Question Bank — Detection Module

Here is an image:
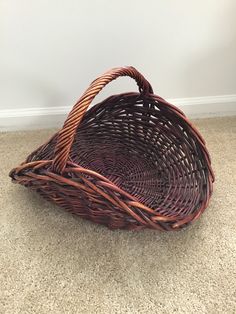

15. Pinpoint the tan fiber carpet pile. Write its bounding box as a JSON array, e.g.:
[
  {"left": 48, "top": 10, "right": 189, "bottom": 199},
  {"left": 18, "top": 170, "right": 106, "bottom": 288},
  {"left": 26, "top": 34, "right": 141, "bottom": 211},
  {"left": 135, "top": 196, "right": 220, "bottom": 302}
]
[{"left": 0, "top": 117, "right": 236, "bottom": 314}]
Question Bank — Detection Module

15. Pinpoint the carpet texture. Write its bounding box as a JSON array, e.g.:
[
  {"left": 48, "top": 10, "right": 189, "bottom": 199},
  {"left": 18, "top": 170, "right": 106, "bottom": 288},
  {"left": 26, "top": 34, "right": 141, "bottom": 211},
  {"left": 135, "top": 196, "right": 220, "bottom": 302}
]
[{"left": 0, "top": 116, "right": 236, "bottom": 314}]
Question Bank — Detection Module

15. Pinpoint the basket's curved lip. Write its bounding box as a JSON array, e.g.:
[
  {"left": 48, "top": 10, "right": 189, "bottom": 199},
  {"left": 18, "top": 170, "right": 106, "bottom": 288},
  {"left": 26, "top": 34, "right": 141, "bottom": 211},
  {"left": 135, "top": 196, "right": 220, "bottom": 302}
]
[
  {"left": 10, "top": 159, "right": 174, "bottom": 221},
  {"left": 66, "top": 161, "right": 213, "bottom": 225},
  {"left": 9, "top": 157, "right": 213, "bottom": 228}
]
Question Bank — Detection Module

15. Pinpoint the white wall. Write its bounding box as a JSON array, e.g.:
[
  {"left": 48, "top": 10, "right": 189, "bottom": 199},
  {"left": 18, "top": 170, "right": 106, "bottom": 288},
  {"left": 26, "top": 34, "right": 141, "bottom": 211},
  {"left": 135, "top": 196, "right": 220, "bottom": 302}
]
[{"left": 1, "top": 0, "right": 236, "bottom": 129}]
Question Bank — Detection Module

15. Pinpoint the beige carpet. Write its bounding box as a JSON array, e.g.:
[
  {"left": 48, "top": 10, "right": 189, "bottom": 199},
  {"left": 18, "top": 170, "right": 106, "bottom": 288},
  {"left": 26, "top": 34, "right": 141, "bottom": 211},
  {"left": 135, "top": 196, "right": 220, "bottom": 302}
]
[{"left": 0, "top": 116, "right": 236, "bottom": 314}]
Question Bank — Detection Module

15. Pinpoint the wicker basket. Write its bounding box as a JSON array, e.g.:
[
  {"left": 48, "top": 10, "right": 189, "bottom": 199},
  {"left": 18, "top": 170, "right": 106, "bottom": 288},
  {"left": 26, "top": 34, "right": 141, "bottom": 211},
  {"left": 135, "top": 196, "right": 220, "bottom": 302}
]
[{"left": 9, "top": 66, "right": 214, "bottom": 231}]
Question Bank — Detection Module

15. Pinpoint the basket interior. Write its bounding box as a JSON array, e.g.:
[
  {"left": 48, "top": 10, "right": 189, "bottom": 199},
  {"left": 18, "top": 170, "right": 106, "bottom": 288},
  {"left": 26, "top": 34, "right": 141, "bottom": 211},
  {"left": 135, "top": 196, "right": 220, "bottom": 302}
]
[{"left": 29, "top": 93, "right": 210, "bottom": 218}]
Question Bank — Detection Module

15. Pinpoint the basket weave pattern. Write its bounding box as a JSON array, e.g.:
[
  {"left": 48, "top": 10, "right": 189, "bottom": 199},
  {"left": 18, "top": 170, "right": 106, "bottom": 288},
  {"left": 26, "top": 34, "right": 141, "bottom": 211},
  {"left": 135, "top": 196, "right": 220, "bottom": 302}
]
[{"left": 10, "top": 67, "right": 214, "bottom": 231}]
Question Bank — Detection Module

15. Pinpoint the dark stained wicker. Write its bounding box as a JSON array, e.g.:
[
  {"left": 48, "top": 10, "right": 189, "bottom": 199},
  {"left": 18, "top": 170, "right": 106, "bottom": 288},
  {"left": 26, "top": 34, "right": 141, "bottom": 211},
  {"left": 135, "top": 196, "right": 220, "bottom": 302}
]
[{"left": 9, "top": 66, "right": 214, "bottom": 231}]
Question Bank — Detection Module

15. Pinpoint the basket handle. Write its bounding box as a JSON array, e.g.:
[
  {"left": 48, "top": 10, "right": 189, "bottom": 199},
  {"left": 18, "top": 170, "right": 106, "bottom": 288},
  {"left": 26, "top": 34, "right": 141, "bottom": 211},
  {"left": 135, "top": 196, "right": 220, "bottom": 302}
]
[{"left": 52, "top": 66, "right": 153, "bottom": 174}]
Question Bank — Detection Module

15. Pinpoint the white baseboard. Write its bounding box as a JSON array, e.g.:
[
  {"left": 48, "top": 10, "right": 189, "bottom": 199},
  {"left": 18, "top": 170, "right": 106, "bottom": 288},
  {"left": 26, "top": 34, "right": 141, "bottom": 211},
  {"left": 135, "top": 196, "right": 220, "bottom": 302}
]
[
  {"left": 1, "top": 94, "right": 236, "bottom": 131},
  {"left": 168, "top": 94, "right": 236, "bottom": 119}
]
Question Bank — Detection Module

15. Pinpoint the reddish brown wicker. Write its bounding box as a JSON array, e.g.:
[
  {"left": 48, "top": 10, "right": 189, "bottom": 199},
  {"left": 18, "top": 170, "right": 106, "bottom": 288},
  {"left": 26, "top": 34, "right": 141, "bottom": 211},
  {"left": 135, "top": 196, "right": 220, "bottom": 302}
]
[{"left": 9, "top": 66, "right": 214, "bottom": 231}]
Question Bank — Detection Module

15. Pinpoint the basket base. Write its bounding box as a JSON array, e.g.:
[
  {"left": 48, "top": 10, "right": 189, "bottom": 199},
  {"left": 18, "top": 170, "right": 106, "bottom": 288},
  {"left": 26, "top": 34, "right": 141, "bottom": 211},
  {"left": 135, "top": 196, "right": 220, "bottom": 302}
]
[{"left": 71, "top": 142, "right": 169, "bottom": 210}]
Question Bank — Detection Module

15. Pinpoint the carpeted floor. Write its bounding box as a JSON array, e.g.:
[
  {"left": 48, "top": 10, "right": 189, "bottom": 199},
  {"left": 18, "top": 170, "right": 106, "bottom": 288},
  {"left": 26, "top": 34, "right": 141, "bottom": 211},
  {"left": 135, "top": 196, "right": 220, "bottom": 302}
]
[{"left": 0, "top": 116, "right": 236, "bottom": 314}]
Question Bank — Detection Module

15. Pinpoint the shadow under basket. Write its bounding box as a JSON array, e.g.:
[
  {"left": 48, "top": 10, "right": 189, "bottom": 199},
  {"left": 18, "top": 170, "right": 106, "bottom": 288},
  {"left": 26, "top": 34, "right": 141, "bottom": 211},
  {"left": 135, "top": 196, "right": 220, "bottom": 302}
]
[{"left": 9, "top": 66, "right": 214, "bottom": 231}]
